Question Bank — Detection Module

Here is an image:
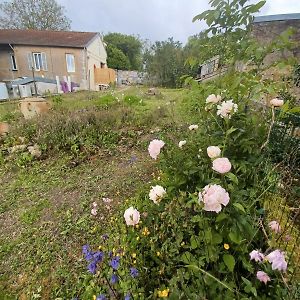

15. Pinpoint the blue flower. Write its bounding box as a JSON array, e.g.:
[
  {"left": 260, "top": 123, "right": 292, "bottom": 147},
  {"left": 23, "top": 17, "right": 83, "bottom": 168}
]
[
  {"left": 111, "top": 273, "right": 118, "bottom": 284},
  {"left": 87, "top": 261, "right": 97, "bottom": 274},
  {"left": 96, "top": 295, "right": 107, "bottom": 300},
  {"left": 130, "top": 267, "right": 139, "bottom": 278},
  {"left": 93, "top": 251, "right": 104, "bottom": 263},
  {"left": 124, "top": 293, "right": 131, "bottom": 300},
  {"left": 110, "top": 256, "right": 120, "bottom": 270},
  {"left": 82, "top": 244, "right": 94, "bottom": 261}
]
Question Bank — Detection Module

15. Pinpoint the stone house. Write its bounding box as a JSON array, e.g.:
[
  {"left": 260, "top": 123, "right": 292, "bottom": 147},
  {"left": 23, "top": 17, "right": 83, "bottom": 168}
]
[{"left": 0, "top": 29, "right": 107, "bottom": 91}]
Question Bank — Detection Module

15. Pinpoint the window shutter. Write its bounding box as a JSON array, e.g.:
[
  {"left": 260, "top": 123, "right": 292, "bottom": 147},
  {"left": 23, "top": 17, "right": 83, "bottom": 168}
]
[
  {"left": 27, "top": 53, "right": 33, "bottom": 70},
  {"left": 41, "top": 53, "right": 48, "bottom": 71}
]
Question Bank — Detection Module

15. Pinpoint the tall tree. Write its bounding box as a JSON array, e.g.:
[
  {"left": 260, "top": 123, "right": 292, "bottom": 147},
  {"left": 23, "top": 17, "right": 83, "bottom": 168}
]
[
  {"left": 0, "top": 0, "right": 71, "bottom": 30},
  {"left": 106, "top": 44, "right": 131, "bottom": 70},
  {"left": 104, "top": 33, "right": 142, "bottom": 70}
]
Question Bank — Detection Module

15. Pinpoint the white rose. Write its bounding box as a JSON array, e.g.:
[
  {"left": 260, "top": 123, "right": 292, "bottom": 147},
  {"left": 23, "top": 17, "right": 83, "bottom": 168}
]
[
  {"left": 149, "top": 185, "right": 166, "bottom": 204},
  {"left": 270, "top": 98, "right": 284, "bottom": 107},
  {"left": 206, "top": 94, "right": 221, "bottom": 104},
  {"left": 207, "top": 146, "right": 221, "bottom": 158},
  {"left": 124, "top": 207, "right": 140, "bottom": 226}
]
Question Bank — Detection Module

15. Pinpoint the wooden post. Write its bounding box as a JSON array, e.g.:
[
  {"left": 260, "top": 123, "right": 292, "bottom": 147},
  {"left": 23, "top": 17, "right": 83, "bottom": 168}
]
[{"left": 31, "top": 67, "right": 38, "bottom": 96}]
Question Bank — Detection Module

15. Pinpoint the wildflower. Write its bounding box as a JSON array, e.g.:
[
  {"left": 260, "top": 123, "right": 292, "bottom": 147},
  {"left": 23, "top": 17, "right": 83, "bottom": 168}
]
[
  {"left": 148, "top": 139, "right": 165, "bottom": 160},
  {"left": 149, "top": 185, "right": 166, "bottom": 204},
  {"left": 93, "top": 251, "right": 104, "bottom": 263},
  {"left": 110, "top": 256, "right": 120, "bottom": 270},
  {"left": 142, "top": 227, "right": 150, "bottom": 236},
  {"left": 270, "top": 98, "right": 284, "bottom": 107},
  {"left": 132, "top": 253, "right": 137, "bottom": 258},
  {"left": 249, "top": 250, "right": 265, "bottom": 262},
  {"left": 88, "top": 261, "right": 97, "bottom": 274},
  {"left": 256, "top": 271, "right": 271, "bottom": 284},
  {"left": 124, "top": 207, "right": 140, "bottom": 226},
  {"left": 111, "top": 273, "right": 118, "bottom": 284},
  {"left": 133, "top": 259, "right": 137, "bottom": 264},
  {"left": 103, "top": 197, "right": 112, "bottom": 203},
  {"left": 266, "top": 250, "right": 287, "bottom": 271},
  {"left": 212, "top": 157, "right": 232, "bottom": 174},
  {"left": 158, "top": 288, "right": 170, "bottom": 298},
  {"left": 178, "top": 140, "right": 187, "bottom": 148},
  {"left": 188, "top": 124, "right": 198, "bottom": 130},
  {"left": 91, "top": 208, "right": 98, "bottom": 216},
  {"left": 156, "top": 251, "right": 161, "bottom": 256},
  {"left": 180, "top": 242, "right": 185, "bottom": 246},
  {"left": 136, "top": 236, "right": 140, "bottom": 241},
  {"left": 207, "top": 146, "right": 221, "bottom": 159},
  {"left": 217, "top": 100, "right": 238, "bottom": 119},
  {"left": 124, "top": 293, "right": 131, "bottom": 300},
  {"left": 269, "top": 221, "right": 281, "bottom": 233},
  {"left": 92, "top": 202, "right": 98, "bottom": 207},
  {"left": 199, "top": 184, "right": 230, "bottom": 213},
  {"left": 82, "top": 245, "right": 94, "bottom": 261},
  {"left": 102, "top": 234, "right": 109, "bottom": 241},
  {"left": 130, "top": 267, "right": 139, "bottom": 278},
  {"left": 206, "top": 94, "right": 221, "bottom": 104},
  {"left": 224, "top": 244, "right": 230, "bottom": 250},
  {"left": 96, "top": 295, "right": 107, "bottom": 300}
]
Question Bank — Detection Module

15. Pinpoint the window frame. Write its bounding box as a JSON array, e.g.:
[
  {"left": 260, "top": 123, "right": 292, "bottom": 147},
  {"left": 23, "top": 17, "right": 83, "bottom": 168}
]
[
  {"left": 10, "top": 54, "right": 18, "bottom": 71},
  {"left": 66, "top": 53, "right": 76, "bottom": 73},
  {"left": 33, "top": 52, "right": 42, "bottom": 71}
]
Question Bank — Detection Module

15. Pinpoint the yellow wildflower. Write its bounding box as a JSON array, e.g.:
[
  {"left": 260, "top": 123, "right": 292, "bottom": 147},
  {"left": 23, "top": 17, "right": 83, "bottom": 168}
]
[
  {"left": 135, "top": 224, "right": 140, "bottom": 229},
  {"left": 136, "top": 236, "right": 140, "bottom": 241},
  {"left": 98, "top": 245, "right": 102, "bottom": 250},
  {"left": 142, "top": 227, "right": 150, "bottom": 236},
  {"left": 180, "top": 241, "right": 185, "bottom": 246},
  {"left": 224, "top": 243, "right": 230, "bottom": 250},
  {"left": 93, "top": 296, "right": 96, "bottom": 300},
  {"left": 156, "top": 251, "right": 161, "bottom": 257},
  {"left": 158, "top": 288, "right": 169, "bottom": 298},
  {"left": 132, "top": 253, "right": 137, "bottom": 258},
  {"left": 133, "top": 259, "right": 137, "bottom": 264}
]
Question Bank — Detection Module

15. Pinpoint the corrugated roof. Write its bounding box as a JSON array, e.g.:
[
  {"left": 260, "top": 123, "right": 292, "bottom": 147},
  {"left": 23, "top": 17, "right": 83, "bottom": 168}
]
[
  {"left": 0, "top": 29, "right": 99, "bottom": 48},
  {"left": 254, "top": 13, "right": 300, "bottom": 23}
]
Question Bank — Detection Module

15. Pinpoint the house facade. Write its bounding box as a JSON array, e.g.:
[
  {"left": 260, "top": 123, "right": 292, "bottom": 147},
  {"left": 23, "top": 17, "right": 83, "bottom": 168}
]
[{"left": 0, "top": 29, "right": 107, "bottom": 91}]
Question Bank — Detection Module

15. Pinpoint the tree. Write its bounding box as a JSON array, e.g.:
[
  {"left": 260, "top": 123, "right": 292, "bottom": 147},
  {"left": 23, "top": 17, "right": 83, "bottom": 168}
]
[
  {"left": 0, "top": 0, "right": 71, "bottom": 31},
  {"left": 106, "top": 44, "right": 131, "bottom": 70},
  {"left": 144, "top": 38, "right": 187, "bottom": 87},
  {"left": 104, "top": 33, "right": 142, "bottom": 70}
]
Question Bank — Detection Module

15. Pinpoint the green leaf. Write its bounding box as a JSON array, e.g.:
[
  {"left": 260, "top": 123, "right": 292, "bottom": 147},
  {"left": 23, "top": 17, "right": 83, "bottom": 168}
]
[
  {"left": 226, "top": 172, "right": 238, "bottom": 185},
  {"left": 233, "top": 203, "right": 246, "bottom": 213},
  {"left": 216, "top": 213, "right": 228, "bottom": 222},
  {"left": 223, "top": 254, "right": 235, "bottom": 272},
  {"left": 229, "top": 231, "right": 242, "bottom": 244}
]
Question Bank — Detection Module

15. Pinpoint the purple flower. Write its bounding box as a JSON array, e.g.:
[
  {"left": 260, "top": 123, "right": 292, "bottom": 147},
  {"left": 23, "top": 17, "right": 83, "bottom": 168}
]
[
  {"left": 87, "top": 261, "right": 97, "bottom": 274},
  {"left": 108, "top": 251, "right": 113, "bottom": 258},
  {"left": 130, "top": 267, "right": 139, "bottom": 278},
  {"left": 124, "top": 293, "right": 131, "bottom": 300},
  {"left": 102, "top": 234, "right": 109, "bottom": 241},
  {"left": 82, "top": 245, "right": 94, "bottom": 261},
  {"left": 96, "top": 295, "right": 107, "bottom": 300},
  {"left": 93, "top": 251, "right": 104, "bottom": 263},
  {"left": 249, "top": 250, "right": 265, "bottom": 263},
  {"left": 111, "top": 273, "right": 118, "bottom": 284},
  {"left": 110, "top": 256, "right": 120, "bottom": 270}
]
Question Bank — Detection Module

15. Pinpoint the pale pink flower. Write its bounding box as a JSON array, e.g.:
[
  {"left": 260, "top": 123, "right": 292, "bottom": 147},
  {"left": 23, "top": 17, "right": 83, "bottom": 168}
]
[
  {"left": 212, "top": 157, "right": 232, "bottom": 174},
  {"left": 91, "top": 208, "right": 98, "bottom": 216},
  {"left": 206, "top": 94, "right": 221, "bottom": 104},
  {"left": 207, "top": 146, "right": 221, "bottom": 159},
  {"left": 103, "top": 197, "right": 113, "bottom": 203},
  {"left": 149, "top": 185, "right": 166, "bottom": 204},
  {"left": 178, "top": 140, "right": 187, "bottom": 148},
  {"left": 266, "top": 250, "right": 287, "bottom": 272},
  {"left": 124, "top": 207, "right": 140, "bottom": 226},
  {"left": 198, "top": 184, "right": 230, "bottom": 213},
  {"left": 188, "top": 124, "right": 198, "bottom": 130},
  {"left": 250, "top": 250, "right": 265, "bottom": 262},
  {"left": 257, "top": 271, "right": 271, "bottom": 284},
  {"left": 268, "top": 220, "right": 281, "bottom": 233},
  {"left": 92, "top": 202, "right": 98, "bottom": 207},
  {"left": 148, "top": 139, "right": 165, "bottom": 160},
  {"left": 217, "top": 100, "right": 238, "bottom": 119},
  {"left": 270, "top": 98, "right": 284, "bottom": 107}
]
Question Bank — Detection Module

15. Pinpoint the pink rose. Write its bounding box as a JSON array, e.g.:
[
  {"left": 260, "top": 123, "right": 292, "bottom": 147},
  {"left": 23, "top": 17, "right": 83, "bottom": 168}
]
[
  {"left": 266, "top": 250, "right": 287, "bottom": 272},
  {"left": 207, "top": 146, "right": 221, "bottom": 158},
  {"left": 212, "top": 157, "right": 232, "bottom": 174},
  {"left": 148, "top": 139, "right": 165, "bottom": 160},
  {"left": 270, "top": 98, "right": 284, "bottom": 107},
  {"left": 268, "top": 220, "right": 281, "bottom": 233},
  {"left": 198, "top": 184, "right": 230, "bottom": 213},
  {"left": 249, "top": 250, "right": 265, "bottom": 262},
  {"left": 257, "top": 271, "right": 271, "bottom": 284}
]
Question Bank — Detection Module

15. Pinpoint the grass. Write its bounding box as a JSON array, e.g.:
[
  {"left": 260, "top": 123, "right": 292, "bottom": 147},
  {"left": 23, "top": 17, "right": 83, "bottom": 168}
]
[{"left": 0, "top": 86, "right": 185, "bottom": 299}]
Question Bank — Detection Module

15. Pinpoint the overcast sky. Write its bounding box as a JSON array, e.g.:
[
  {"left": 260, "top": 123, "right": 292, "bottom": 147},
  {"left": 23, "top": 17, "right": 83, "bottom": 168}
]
[{"left": 58, "top": 0, "right": 300, "bottom": 43}]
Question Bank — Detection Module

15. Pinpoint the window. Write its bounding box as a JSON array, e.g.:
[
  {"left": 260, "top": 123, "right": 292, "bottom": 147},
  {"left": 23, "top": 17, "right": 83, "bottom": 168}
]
[
  {"left": 10, "top": 54, "right": 17, "bottom": 70},
  {"left": 31, "top": 52, "right": 47, "bottom": 71},
  {"left": 66, "top": 54, "right": 75, "bottom": 72}
]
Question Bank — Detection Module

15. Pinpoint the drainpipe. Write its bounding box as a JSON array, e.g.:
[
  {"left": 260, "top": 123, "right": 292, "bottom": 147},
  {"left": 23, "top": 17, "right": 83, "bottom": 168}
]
[{"left": 84, "top": 46, "right": 89, "bottom": 90}]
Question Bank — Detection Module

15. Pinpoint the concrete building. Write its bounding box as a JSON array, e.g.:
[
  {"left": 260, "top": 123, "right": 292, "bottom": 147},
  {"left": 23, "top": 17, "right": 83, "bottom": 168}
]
[{"left": 0, "top": 29, "right": 107, "bottom": 91}]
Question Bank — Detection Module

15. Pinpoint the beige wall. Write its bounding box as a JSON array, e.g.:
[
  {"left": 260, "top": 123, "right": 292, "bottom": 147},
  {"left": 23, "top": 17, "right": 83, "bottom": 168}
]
[{"left": 86, "top": 35, "right": 108, "bottom": 90}]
